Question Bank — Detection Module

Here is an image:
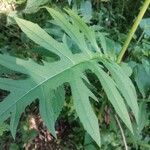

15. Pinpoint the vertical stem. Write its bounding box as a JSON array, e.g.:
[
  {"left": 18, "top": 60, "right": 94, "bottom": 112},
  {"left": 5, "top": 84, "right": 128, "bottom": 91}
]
[
  {"left": 136, "top": 30, "right": 145, "bottom": 45},
  {"left": 117, "top": 0, "right": 150, "bottom": 63},
  {"left": 115, "top": 115, "right": 128, "bottom": 150},
  {"left": 115, "top": 1, "right": 150, "bottom": 149}
]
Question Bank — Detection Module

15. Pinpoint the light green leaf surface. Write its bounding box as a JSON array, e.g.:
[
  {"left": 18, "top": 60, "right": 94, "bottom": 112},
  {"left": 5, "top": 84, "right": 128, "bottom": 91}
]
[
  {"left": 88, "top": 61, "right": 133, "bottom": 133},
  {"left": 65, "top": 9, "right": 100, "bottom": 53},
  {"left": 140, "top": 18, "right": 150, "bottom": 37},
  {"left": 0, "top": 8, "right": 138, "bottom": 147},
  {"left": 102, "top": 60, "right": 139, "bottom": 123}
]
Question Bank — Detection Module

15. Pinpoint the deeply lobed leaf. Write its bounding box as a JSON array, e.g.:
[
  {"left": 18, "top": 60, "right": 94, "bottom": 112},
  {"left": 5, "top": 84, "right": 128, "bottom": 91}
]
[{"left": 0, "top": 7, "right": 139, "bottom": 147}]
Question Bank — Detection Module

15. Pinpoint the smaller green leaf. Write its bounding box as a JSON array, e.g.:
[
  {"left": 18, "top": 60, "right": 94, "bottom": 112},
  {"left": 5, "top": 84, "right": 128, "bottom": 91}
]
[
  {"left": 15, "top": 17, "right": 73, "bottom": 61},
  {"left": 89, "top": 61, "right": 133, "bottom": 133},
  {"left": 45, "top": 7, "right": 91, "bottom": 56},
  {"left": 120, "top": 62, "right": 132, "bottom": 77},
  {"left": 133, "top": 60, "right": 150, "bottom": 98},
  {"left": 65, "top": 9, "right": 101, "bottom": 53},
  {"left": 102, "top": 60, "right": 139, "bottom": 123},
  {"left": 80, "top": 0, "right": 92, "bottom": 23},
  {"left": 140, "top": 18, "right": 150, "bottom": 37}
]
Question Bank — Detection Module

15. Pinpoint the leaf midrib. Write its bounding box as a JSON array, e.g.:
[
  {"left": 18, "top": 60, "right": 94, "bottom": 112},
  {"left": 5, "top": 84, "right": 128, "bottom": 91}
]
[{"left": 0, "top": 55, "right": 102, "bottom": 117}]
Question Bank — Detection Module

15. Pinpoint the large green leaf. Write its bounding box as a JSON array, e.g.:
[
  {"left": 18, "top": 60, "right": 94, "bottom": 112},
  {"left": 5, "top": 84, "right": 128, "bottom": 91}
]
[{"left": 0, "top": 8, "right": 138, "bottom": 147}]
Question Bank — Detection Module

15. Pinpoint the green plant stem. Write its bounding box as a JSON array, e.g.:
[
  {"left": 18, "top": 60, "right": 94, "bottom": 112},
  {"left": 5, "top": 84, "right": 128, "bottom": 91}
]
[
  {"left": 115, "top": 1, "right": 150, "bottom": 149},
  {"left": 115, "top": 115, "right": 128, "bottom": 150},
  {"left": 117, "top": 0, "right": 150, "bottom": 63},
  {"left": 136, "top": 30, "right": 145, "bottom": 45}
]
